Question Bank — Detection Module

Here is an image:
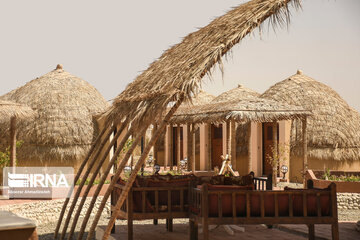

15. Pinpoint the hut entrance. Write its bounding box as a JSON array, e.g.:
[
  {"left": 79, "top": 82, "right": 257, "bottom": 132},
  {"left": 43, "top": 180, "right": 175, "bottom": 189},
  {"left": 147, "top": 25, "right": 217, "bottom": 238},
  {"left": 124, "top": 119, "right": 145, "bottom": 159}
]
[
  {"left": 262, "top": 122, "right": 279, "bottom": 176},
  {"left": 172, "top": 126, "right": 183, "bottom": 166},
  {"left": 211, "top": 124, "right": 223, "bottom": 169}
]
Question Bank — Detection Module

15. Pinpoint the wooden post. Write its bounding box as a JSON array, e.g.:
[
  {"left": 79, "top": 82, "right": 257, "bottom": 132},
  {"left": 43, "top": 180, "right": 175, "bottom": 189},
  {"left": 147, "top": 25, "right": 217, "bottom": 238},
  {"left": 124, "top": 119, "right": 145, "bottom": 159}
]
[
  {"left": 226, "top": 120, "right": 230, "bottom": 155},
  {"left": 248, "top": 123, "right": 252, "bottom": 174},
  {"left": 192, "top": 123, "right": 196, "bottom": 172},
  {"left": 79, "top": 123, "right": 147, "bottom": 240},
  {"left": 9, "top": 116, "right": 16, "bottom": 169},
  {"left": 54, "top": 122, "right": 110, "bottom": 239},
  {"left": 272, "top": 121, "right": 278, "bottom": 187},
  {"left": 230, "top": 120, "right": 236, "bottom": 170},
  {"left": 95, "top": 95, "right": 185, "bottom": 240},
  {"left": 62, "top": 121, "right": 129, "bottom": 240},
  {"left": 207, "top": 124, "right": 211, "bottom": 170},
  {"left": 202, "top": 184, "right": 209, "bottom": 240},
  {"left": 169, "top": 124, "right": 173, "bottom": 170},
  {"left": 177, "top": 124, "right": 181, "bottom": 170},
  {"left": 153, "top": 124, "right": 158, "bottom": 164},
  {"left": 186, "top": 123, "right": 192, "bottom": 171},
  {"left": 302, "top": 117, "right": 308, "bottom": 184}
]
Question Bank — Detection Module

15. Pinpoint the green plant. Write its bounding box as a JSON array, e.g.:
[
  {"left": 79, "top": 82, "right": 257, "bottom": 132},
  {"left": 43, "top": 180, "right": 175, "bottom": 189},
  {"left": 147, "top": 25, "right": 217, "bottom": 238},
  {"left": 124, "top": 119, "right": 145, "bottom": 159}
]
[
  {"left": 75, "top": 178, "right": 111, "bottom": 186},
  {"left": 0, "top": 141, "right": 23, "bottom": 168}
]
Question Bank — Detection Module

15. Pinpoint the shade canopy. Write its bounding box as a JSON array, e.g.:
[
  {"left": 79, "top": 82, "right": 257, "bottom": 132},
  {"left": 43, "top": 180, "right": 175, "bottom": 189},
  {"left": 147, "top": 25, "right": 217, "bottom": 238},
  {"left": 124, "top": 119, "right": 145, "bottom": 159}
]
[
  {"left": 170, "top": 97, "right": 311, "bottom": 124},
  {"left": 261, "top": 70, "right": 360, "bottom": 161}
]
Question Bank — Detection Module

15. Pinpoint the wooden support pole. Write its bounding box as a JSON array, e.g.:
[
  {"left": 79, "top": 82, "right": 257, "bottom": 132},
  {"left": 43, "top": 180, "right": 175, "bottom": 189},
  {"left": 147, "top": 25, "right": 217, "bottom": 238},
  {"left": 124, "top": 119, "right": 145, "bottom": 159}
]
[
  {"left": 226, "top": 120, "right": 231, "bottom": 155},
  {"left": 207, "top": 124, "right": 211, "bottom": 170},
  {"left": 169, "top": 124, "right": 173, "bottom": 170},
  {"left": 272, "top": 121, "right": 278, "bottom": 187},
  {"left": 9, "top": 116, "right": 16, "bottom": 170},
  {"left": 54, "top": 124, "right": 111, "bottom": 239},
  {"left": 247, "top": 123, "right": 252, "bottom": 174},
  {"left": 192, "top": 123, "right": 196, "bottom": 172},
  {"left": 186, "top": 123, "right": 191, "bottom": 171},
  {"left": 66, "top": 121, "right": 130, "bottom": 240},
  {"left": 78, "top": 122, "right": 147, "bottom": 240},
  {"left": 302, "top": 117, "right": 308, "bottom": 184},
  {"left": 177, "top": 124, "right": 181, "bottom": 170},
  {"left": 153, "top": 124, "right": 158, "bottom": 164},
  {"left": 99, "top": 95, "right": 184, "bottom": 240},
  {"left": 230, "top": 120, "right": 236, "bottom": 170},
  {"left": 60, "top": 121, "right": 125, "bottom": 240}
]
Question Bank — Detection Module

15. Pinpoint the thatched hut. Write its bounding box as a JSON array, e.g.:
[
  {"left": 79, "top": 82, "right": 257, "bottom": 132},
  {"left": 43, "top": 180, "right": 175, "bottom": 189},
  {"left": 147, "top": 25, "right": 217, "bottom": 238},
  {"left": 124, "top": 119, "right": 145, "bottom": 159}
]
[
  {"left": 261, "top": 70, "right": 360, "bottom": 181},
  {"left": 169, "top": 84, "right": 311, "bottom": 176},
  {"left": 0, "top": 64, "right": 110, "bottom": 172}
]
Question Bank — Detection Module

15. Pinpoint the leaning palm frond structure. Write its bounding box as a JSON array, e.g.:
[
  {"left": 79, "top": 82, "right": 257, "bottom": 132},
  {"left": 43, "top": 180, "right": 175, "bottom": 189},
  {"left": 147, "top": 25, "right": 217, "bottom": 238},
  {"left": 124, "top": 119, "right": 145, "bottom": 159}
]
[
  {"left": 261, "top": 70, "right": 360, "bottom": 180},
  {"left": 55, "top": 1, "right": 303, "bottom": 239},
  {"left": 0, "top": 64, "right": 110, "bottom": 171}
]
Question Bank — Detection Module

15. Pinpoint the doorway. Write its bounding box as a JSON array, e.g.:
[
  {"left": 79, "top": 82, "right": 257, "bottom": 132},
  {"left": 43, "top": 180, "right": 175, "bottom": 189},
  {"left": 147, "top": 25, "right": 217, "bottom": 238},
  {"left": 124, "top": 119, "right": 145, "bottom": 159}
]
[
  {"left": 211, "top": 124, "right": 223, "bottom": 169},
  {"left": 262, "top": 122, "right": 279, "bottom": 176}
]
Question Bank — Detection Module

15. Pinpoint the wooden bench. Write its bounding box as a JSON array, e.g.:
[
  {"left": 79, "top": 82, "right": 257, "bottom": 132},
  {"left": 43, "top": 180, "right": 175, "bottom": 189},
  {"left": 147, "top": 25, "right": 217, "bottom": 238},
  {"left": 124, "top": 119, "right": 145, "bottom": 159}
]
[
  {"left": 188, "top": 182, "right": 339, "bottom": 240},
  {"left": 111, "top": 174, "right": 257, "bottom": 240}
]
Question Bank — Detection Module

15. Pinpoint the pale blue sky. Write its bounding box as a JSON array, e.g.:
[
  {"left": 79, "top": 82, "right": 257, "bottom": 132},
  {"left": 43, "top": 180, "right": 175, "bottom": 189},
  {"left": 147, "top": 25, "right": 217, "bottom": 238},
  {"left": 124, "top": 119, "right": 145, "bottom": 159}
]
[{"left": 0, "top": 0, "right": 359, "bottom": 111}]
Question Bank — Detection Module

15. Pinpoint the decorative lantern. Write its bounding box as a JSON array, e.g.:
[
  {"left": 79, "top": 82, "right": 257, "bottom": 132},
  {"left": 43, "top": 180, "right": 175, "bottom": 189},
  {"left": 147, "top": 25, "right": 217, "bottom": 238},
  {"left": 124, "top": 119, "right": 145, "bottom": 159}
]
[{"left": 281, "top": 165, "right": 288, "bottom": 179}]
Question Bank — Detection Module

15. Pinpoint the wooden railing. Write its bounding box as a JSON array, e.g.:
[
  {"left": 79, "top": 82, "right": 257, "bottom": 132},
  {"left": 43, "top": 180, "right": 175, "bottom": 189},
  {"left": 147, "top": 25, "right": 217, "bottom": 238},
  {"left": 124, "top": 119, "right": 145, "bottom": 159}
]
[{"left": 189, "top": 182, "right": 339, "bottom": 240}]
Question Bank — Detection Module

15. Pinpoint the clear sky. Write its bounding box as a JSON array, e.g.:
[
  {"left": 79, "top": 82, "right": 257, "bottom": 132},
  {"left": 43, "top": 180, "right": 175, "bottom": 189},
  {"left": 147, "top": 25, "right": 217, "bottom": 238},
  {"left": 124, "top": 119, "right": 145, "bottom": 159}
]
[{"left": 0, "top": 0, "right": 359, "bottom": 111}]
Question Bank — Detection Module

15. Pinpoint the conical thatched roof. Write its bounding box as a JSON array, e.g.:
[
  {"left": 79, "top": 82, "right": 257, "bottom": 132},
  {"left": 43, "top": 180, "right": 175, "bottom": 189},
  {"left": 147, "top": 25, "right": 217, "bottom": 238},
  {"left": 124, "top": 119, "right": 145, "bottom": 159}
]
[
  {"left": 0, "top": 100, "right": 35, "bottom": 120},
  {"left": 212, "top": 84, "right": 260, "bottom": 103},
  {"left": 261, "top": 70, "right": 360, "bottom": 161},
  {"left": 180, "top": 90, "right": 215, "bottom": 108},
  {"left": 0, "top": 64, "right": 110, "bottom": 162}
]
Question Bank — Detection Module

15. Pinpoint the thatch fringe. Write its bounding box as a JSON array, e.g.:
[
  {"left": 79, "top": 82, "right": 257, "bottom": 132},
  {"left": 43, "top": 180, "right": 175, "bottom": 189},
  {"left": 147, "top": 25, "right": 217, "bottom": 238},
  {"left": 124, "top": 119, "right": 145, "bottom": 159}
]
[{"left": 262, "top": 71, "right": 360, "bottom": 161}]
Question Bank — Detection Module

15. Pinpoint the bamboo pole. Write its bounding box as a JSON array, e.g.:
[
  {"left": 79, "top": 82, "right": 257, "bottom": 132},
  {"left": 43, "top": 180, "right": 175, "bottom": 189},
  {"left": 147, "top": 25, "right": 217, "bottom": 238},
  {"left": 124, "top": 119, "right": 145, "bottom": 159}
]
[
  {"left": 59, "top": 123, "right": 119, "bottom": 240},
  {"left": 230, "top": 120, "right": 236, "bottom": 170},
  {"left": 272, "top": 121, "right": 278, "bottom": 187},
  {"left": 54, "top": 121, "right": 111, "bottom": 239},
  {"left": 76, "top": 123, "right": 143, "bottom": 240},
  {"left": 99, "top": 95, "right": 184, "bottom": 240},
  {"left": 302, "top": 117, "right": 308, "bottom": 184},
  {"left": 66, "top": 120, "right": 130, "bottom": 240},
  {"left": 177, "top": 124, "right": 181, "bottom": 170},
  {"left": 192, "top": 124, "right": 196, "bottom": 172},
  {"left": 79, "top": 123, "right": 148, "bottom": 240}
]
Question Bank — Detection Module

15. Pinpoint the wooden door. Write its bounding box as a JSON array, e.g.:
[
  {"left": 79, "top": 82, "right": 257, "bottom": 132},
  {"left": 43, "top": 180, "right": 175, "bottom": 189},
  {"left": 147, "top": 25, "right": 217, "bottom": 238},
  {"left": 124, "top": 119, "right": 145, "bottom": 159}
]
[
  {"left": 262, "top": 123, "right": 279, "bottom": 176},
  {"left": 211, "top": 124, "right": 223, "bottom": 169},
  {"left": 172, "top": 126, "right": 183, "bottom": 166}
]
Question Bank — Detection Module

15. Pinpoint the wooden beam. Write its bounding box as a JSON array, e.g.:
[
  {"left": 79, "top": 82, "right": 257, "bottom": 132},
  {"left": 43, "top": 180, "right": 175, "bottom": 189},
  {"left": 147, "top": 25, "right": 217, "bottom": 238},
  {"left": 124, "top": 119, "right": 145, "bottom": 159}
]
[
  {"left": 169, "top": 124, "right": 173, "bottom": 170},
  {"left": 66, "top": 121, "right": 131, "bottom": 240},
  {"left": 54, "top": 122, "right": 110, "bottom": 239},
  {"left": 186, "top": 123, "right": 192, "bottom": 171},
  {"left": 79, "top": 122, "right": 148, "bottom": 240},
  {"left": 153, "top": 124, "right": 158, "bottom": 164},
  {"left": 177, "top": 124, "right": 181, "bottom": 170},
  {"left": 302, "top": 117, "right": 308, "bottom": 184},
  {"left": 60, "top": 120, "right": 128, "bottom": 240},
  {"left": 272, "top": 121, "right": 278, "bottom": 187},
  {"left": 192, "top": 123, "right": 196, "bottom": 172},
  {"left": 226, "top": 120, "right": 230, "bottom": 155},
  {"left": 230, "top": 120, "right": 236, "bottom": 170},
  {"left": 100, "top": 95, "right": 185, "bottom": 240}
]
